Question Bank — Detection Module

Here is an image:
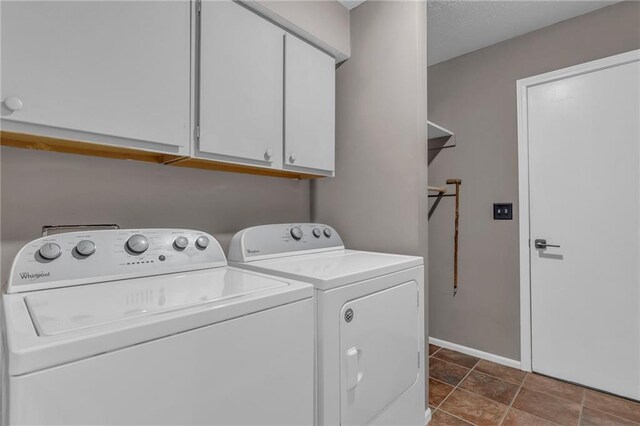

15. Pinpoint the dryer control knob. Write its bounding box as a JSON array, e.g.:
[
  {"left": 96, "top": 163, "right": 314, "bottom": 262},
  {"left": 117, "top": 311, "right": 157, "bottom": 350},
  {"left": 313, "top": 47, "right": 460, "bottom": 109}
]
[
  {"left": 127, "top": 234, "right": 149, "bottom": 254},
  {"left": 323, "top": 228, "right": 332, "bottom": 238},
  {"left": 76, "top": 240, "right": 96, "bottom": 257},
  {"left": 312, "top": 228, "right": 321, "bottom": 238},
  {"left": 39, "top": 242, "right": 62, "bottom": 260},
  {"left": 290, "top": 226, "right": 303, "bottom": 240},
  {"left": 174, "top": 236, "right": 188, "bottom": 250},
  {"left": 195, "top": 236, "right": 210, "bottom": 250}
]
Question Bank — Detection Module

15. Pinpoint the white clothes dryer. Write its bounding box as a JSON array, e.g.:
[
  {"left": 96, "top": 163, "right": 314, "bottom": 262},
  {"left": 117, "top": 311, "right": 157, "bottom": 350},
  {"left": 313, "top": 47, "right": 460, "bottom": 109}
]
[{"left": 229, "top": 223, "right": 426, "bottom": 426}]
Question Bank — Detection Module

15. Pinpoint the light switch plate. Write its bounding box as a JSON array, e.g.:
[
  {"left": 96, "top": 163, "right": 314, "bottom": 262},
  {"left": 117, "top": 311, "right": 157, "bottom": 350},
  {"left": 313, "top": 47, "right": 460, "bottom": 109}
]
[{"left": 493, "top": 203, "right": 513, "bottom": 220}]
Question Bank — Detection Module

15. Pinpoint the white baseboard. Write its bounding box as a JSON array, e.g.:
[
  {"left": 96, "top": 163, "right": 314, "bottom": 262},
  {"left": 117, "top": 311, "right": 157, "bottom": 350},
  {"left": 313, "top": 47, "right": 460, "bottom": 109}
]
[
  {"left": 425, "top": 408, "right": 432, "bottom": 424},
  {"left": 429, "top": 337, "right": 521, "bottom": 370}
]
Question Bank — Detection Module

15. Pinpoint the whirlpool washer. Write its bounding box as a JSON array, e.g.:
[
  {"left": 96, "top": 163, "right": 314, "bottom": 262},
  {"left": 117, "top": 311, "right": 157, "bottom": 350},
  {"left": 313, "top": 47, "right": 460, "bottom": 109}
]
[{"left": 2, "top": 228, "right": 314, "bottom": 425}]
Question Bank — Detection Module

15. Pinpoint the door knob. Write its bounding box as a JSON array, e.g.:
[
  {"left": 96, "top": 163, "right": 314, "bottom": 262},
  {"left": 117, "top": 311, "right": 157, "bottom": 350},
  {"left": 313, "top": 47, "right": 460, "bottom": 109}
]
[
  {"left": 3, "top": 97, "right": 23, "bottom": 112},
  {"left": 534, "top": 239, "right": 560, "bottom": 249}
]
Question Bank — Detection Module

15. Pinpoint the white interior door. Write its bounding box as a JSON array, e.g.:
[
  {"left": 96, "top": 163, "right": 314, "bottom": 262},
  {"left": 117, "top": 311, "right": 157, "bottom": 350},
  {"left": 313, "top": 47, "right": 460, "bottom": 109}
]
[{"left": 526, "top": 53, "right": 640, "bottom": 400}]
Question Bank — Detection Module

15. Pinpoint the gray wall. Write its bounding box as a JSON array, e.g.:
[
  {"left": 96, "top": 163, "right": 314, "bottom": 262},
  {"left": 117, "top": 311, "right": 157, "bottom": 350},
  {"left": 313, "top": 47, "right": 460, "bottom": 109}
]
[
  {"left": 312, "top": 0, "right": 428, "bottom": 315},
  {"left": 428, "top": 1, "right": 640, "bottom": 360},
  {"left": 0, "top": 147, "right": 310, "bottom": 282}
]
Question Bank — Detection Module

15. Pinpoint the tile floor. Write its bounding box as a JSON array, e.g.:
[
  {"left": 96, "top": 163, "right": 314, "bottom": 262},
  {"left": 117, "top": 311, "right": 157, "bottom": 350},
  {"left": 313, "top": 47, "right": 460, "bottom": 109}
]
[{"left": 427, "top": 344, "right": 640, "bottom": 426}]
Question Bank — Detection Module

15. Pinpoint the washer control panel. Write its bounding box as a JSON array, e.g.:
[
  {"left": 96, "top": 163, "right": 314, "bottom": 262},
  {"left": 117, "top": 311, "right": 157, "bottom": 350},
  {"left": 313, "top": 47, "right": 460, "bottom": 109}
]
[
  {"left": 7, "top": 229, "right": 225, "bottom": 293},
  {"left": 228, "top": 224, "right": 344, "bottom": 262}
]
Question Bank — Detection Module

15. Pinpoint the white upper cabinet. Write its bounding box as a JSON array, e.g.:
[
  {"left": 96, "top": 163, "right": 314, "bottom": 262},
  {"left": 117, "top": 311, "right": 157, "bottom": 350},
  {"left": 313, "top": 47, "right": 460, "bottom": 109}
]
[
  {"left": 2, "top": 0, "right": 337, "bottom": 177},
  {"left": 0, "top": 1, "right": 191, "bottom": 155},
  {"left": 284, "top": 35, "right": 335, "bottom": 175},
  {"left": 198, "top": 1, "right": 284, "bottom": 168},
  {"left": 198, "top": 1, "right": 335, "bottom": 176}
]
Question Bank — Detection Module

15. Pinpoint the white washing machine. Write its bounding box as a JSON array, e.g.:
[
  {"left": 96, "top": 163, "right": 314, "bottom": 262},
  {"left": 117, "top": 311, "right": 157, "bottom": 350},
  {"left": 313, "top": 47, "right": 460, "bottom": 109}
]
[
  {"left": 2, "top": 228, "right": 314, "bottom": 425},
  {"left": 228, "top": 224, "right": 427, "bottom": 426}
]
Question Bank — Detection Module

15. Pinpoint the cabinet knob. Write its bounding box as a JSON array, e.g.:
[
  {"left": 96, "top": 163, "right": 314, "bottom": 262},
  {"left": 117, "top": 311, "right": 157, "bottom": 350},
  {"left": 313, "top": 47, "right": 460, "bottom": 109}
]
[
  {"left": 3, "top": 97, "right": 23, "bottom": 112},
  {"left": 289, "top": 153, "right": 297, "bottom": 164},
  {"left": 264, "top": 149, "right": 273, "bottom": 161}
]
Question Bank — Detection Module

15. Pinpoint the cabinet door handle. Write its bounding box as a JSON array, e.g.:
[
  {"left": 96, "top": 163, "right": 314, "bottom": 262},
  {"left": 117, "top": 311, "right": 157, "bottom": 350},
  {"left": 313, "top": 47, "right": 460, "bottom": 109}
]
[
  {"left": 289, "top": 152, "right": 297, "bottom": 164},
  {"left": 3, "top": 97, "right": 23, "bottom": 112},
  {"left": 264, "top": 149, "right": 273, "bottom": 162}
]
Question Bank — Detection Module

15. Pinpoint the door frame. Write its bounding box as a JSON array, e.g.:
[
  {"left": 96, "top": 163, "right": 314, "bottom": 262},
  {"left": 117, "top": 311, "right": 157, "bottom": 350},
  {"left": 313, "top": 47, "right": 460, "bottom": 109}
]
[{"left": 516, "top": 49, "right": 640, "bottom": 372}]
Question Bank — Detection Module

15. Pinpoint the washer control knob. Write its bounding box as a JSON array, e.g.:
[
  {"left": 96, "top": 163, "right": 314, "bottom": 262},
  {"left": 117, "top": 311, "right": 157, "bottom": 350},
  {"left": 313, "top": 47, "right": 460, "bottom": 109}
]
[
  {"left": 323, "top": 228, "right": 332, "bottom": 238},
  {"left": 39, "top": 242, "right": 62, "bottom": 260},
  {"left": 312, "top": 228, "right": 321, "bottom": 238},
  {"left": 174, "top": 236, "right": 188, "bottom": 250},
  {"left": 290, "top": 226, "right": 303, "bottom": 240},
  {"left": 126, "top": 234, "right": 149, "bottom": 254},
  {"left": 195, "top": 236, "right": 210, "bottom": 250},
  {"left": 76, "top": 240, "right": 96, "bottom": 257}
]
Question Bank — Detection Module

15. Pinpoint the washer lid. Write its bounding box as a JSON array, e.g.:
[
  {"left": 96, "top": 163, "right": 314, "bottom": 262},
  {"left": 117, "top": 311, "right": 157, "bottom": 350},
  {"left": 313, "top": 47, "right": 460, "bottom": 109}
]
[
  {"left": 232, "top": 249, "right": 423, "bottom": 290},
  {"left": 25, "top": 268, "right": 287, "bottom": 336},
  {"left": 5, "top": 267, "right": 313, "bottom": 375}
]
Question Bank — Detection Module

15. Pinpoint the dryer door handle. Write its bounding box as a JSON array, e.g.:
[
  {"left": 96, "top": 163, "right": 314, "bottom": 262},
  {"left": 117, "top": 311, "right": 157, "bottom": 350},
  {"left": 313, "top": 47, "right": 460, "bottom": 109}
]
[{"left": 346, "top": 347, "right": 363, "bottom": 389}]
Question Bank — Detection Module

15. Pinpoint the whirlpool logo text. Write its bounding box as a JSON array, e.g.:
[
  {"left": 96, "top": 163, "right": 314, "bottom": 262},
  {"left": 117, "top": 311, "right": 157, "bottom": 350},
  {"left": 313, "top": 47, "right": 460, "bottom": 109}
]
[{"left": 19, "top": 271, "right": 50, "bottom": 281}]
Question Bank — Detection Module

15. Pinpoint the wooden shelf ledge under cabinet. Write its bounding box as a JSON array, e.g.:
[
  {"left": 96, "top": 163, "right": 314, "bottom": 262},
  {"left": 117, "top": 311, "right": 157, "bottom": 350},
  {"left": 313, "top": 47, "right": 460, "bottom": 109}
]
[
  {"left": 0, "top": 131, "right": 179, "bottom": 164},
  {"left": 0, "top": 131, "right": 322, "bottom": 180},
  {"left": 166, "top": 157, "right": 320, "bottom": 179}
]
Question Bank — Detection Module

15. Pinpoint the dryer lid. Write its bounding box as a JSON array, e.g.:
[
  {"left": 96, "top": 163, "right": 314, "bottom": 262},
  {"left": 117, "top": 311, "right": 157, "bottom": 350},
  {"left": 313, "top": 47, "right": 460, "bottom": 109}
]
[{"left": 233, "top": 249, "right": 423, "bottom": 290}]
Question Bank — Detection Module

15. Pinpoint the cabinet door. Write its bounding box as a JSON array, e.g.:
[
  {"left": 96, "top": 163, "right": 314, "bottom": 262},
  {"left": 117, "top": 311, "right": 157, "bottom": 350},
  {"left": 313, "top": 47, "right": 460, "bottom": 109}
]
[
  {"left": 284, "top": 34, "right": 335, "bottom": 175},
  {"left": 199, "top": 1, "right": 284, "bottom": 168},
  {"left": 0, "top": 1, "right": 191, "bottom": 155}
]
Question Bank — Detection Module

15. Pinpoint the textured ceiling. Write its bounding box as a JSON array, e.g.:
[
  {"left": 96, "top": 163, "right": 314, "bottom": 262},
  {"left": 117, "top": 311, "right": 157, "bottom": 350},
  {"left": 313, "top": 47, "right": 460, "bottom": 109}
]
[{"left": 428, "top": 1, "right": 618, "bottom": 65}]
